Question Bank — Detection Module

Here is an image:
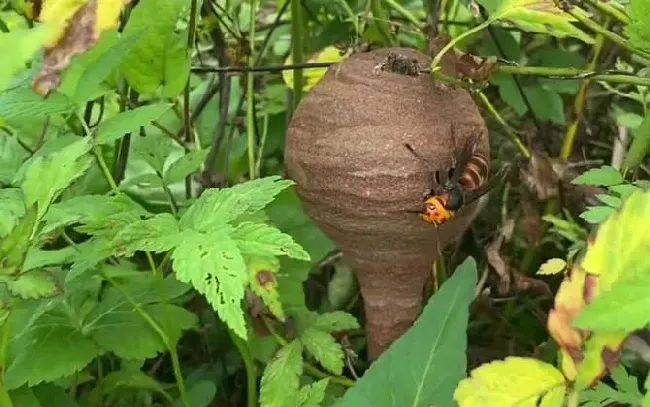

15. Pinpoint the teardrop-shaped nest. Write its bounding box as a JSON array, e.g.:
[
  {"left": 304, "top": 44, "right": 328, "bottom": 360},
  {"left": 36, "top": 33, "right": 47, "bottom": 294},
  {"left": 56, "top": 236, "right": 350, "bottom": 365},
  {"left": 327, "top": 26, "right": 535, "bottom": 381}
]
[{"left": 285, "top": 47, "right": 488, "bottom": 358}]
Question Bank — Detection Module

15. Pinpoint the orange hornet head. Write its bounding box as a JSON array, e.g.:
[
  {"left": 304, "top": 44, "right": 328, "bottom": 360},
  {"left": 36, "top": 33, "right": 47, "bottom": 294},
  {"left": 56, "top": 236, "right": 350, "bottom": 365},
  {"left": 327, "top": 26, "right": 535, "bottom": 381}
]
[{"left": 419, "top": 195, "right": 454, "bottom": 225}]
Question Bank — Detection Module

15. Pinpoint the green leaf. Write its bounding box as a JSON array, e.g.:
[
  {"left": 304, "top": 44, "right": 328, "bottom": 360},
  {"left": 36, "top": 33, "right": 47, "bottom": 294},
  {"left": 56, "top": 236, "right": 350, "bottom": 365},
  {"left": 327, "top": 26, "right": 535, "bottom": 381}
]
[
  {"left": 0, "top": 135, "right": 28, "bottom": 185},
  {"left": 608, "top": 184, "right": 639, "bottom": 200},
  {"left": 312, "top": 311, "right": 360, "bottom": 333},
  {"left": 491, "top": 0, "right": 594, "bottom": 44},
  {"left": 40, "top": 195, "right": 107, "bottom": 235},
  {"left": 623, "top": 113, "right": 650, "bottom": 171},
  {"left": 0, "top": 26, "right": 53, "bottom": 92},
  {"left": 171, "top": 230, "right": 249, "bottom": 339},
  {"left": 259, "top": 340, "right": 304, "bottom": 407},
  {"left": 120, "top": 0, "right": 191, "bottom": 97},
  {"left": 337, "top": 257, "right": 477, "bottom": 407},
  {"left": 579, "top": 205, "right": 616, "bottom": 224},
  {"left": 625, "top": 0, "right": 650, "bottom": 53},
  {"left": 524, "top": 85, "right": 566, "bottom": 125},
  {"left": 87, "top": 368, "right": 171, "bottom": 405},
  {"left": 581, "top": 365, "right": 643, "bottom": 406},
  {"left": 595, "top": 193, "right": 623, "bottom": 208},
  {"left": 0, "top": 87, "right": 73, "bottom": 119},
  {"left": 163, "top": 149, "right": 210, "bottom": 186},
  {"left": 74, "top": 194, "right": 150, "bottom": 238},
  {"left": 6, "top": 270, "right": 59, "bottom": 300},
  {"left": 94, "top": 103, "right": 172, "bottom": 145},
  {"left": 248, "top": 255, "right": 285, "bottom": 321},
  {"left": 0, "top": 188, "right": 26, "bottom": 238},
  {"left": 119, "top": 172, "right": 164, "bottom": 189},
  {"left": 73, "top": 30, "right": 144, "bottom": 103},
  {"left": 23, "top": 246, "right": 79, "bottom": 271},
  {"left": 22, "top": 137, "right": 93, "bottom": 219},
  {"left": 110, "top": 212, "right": 185, "bottom": 256},
  {"left": 454, "top": 357, "right": 566, "bottom": 407},
  {"left": 5, "top": 303, "right": 101, "bottom": 389},
  {"left": 572, "top": 165, "right": 624, "bottom": 186},
  {"left": 574, "top": 272, "right": 650, "bottom": 331},
  {"left": 297, "top": 379, "right": 330, "bottom": 407},
  {"left": 0, "top": 205, "right": 38, "bottom": 275},
  {"left": 300, "top": 327, "right": 344, "bottom": 375},
  {"left": 232, "top": 222, "right": 310, "bottom": 261},
  {"left": 169, "top": 380, "right": 217, "bottom": 407},
  {"left": 180, "top": 176, "right": 295, "bottom": 232},
  {"left": 90, "top": 303, "right": 197, "bottom": 359}
]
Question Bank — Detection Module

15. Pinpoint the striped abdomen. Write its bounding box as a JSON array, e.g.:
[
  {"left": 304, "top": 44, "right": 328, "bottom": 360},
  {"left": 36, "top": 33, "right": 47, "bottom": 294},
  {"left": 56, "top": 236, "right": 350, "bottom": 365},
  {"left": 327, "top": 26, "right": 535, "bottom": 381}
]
[{"left": 458, "top": 153, "right": 489, "bottom": 191}]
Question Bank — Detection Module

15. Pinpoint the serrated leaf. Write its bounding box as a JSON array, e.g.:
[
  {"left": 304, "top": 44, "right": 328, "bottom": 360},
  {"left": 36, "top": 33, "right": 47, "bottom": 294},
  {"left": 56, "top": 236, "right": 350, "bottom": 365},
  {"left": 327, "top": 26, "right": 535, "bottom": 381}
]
[
  {"left": 338, "top": 257, "right": 477, "bottom": 407},
  {"left": 454, "top": 357, "right": 566, "bottom": 407},
  {"left": 94, "top": 103, "right": 172, "bottom": 145},
  {"left": 579, "top": 206, "right": 616, "bottom": 224},
  {"left": 625, "top": 0, "right": 650, "bottom": 54},
  {"left": 232, "top": 222, "right": 310, "bottom": 261},
  {"left": 22, "top": 137, "right": 93, "bottom": 219},
  {"left": 40, "top": 194, "right": 107, "bottom": 235},
  {"left": 300, "top": 327, "right": 344, "bottom": 375},
  {"left": 163, "top": 149, "right": 210, "bottom": 186},
  {"left": 537, "top": 258, "right": 566, "bottom": 276},
  {"left": 248, "top": 255, "right": 285, "bottom": 321},
  {"left": 0, "top": 205, "right": 38, "bottom": 275},
  {"left": 23, "top": 245, "right": 79, "bottom": 271},
  {"left": 88, "top": 368, "right": 171, "bottom": 404},
  {"left": 0, "top": 188, "right": 26, "bottom": 238},
  {"left": 312, "top": 311, "right": 359, "bottom": 333},
  {"left": 573, "top": 273, "right": 650, "bottom": 331},
  {"left": 491, "top": 0, "right": 594, "bottom": 43},
  {"left": 120, "top": 0, "right": 190, "bottom": 97},
  {"left": 0, "top": 87, "right": 73, "bottom": 119},
  {"left": 259, "top": 340, "right": 304, "bottom": 407},
  {"left": 572, "top": 165, "right": 624, "bottom": 186},
  {"left": 74, "top": 193, "right": 150, "bottom": 237},
  {"left": 110, "top": 213, "right": 185, "bottom": 257},
  {"left": 73, "top": 29, "right": 143, "bottom": 103},
  {"left": 171, "top": 230, "right": 249, "bottom": 339},
  {"left": 595, "top": 193, "right": 622, "bottom": 208},
  {"left": 5, "top": 302, "right": 102, "bottom": 389},
  {"left": 297, "top": 379, "right": 330, "bottom": 407},
  {"left": 6, "top": 270, "right": 59, "bottom": 299},
  {"left": 180, "top": 176, "right": 294, "bottom": 232},
  {"left": 90, "top": 303, "right": 197, "bottom": 359}
]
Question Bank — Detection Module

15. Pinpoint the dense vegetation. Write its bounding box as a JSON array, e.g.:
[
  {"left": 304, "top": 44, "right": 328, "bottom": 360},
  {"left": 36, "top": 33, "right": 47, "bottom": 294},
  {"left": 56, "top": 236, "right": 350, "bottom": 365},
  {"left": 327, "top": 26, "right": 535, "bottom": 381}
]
[{"left": 1, "top": 0, "right": 650, "bottom": 406}]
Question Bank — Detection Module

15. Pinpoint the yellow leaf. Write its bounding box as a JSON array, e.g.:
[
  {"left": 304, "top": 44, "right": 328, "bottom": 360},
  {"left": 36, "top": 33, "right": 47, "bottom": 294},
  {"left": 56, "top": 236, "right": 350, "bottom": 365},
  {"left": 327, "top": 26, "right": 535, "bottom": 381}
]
[
  {"left": 96, "top": 0, "right": 130, "bottom": 33},
  {"left": 537, "top": 258, "right": 566, "bottom": 275},
  {"left": 454, "top": 357, "right": 566, "bottom": 407},
  {"left": 282, "top": 46, "right": 344, "bottom": 91}
]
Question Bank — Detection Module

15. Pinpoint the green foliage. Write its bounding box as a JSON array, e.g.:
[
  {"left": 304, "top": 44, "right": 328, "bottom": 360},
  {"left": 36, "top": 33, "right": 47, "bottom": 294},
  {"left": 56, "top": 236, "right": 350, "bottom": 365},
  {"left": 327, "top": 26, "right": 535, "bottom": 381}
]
[
  {"left": 94, "top": 103, "right": 172, "bottom": 145},
  {"left": 119, "top": 0, "right": 191, "bottom": 97},
  {"left": 581, "top": 365, "right": 644, "bottom": 406},
  {"left": 625, "top": 0, "right": 650, "bottom": 53},
  {"left": 337, "top": 258, "right": 477, "bottom": 407}
]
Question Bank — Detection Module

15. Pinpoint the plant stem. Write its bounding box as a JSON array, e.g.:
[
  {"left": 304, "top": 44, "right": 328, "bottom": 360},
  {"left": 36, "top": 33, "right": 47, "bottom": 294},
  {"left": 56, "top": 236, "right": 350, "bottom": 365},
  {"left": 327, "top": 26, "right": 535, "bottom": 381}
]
[
  {"left": 475, "top": 91, "right": 531, "bottom": 159},
  {"left": 565, "top": 8, "right": 650, "bottom": 62},
  {"left": 290, "top": 0, "right": 305, "bottom": 107},
  {"left": 0, "top": 308, "right": 14, "bottom": 407},
  {"left": 581, "top": 0, "right": 629, "bottom": 25},
  {"left": 383, "top": 0, "right": 423, "bottom": 29},
  {"left": 103, "top": 272, "right": 190, "bottom": 407},
  {"left": 228, "top": 330, "right": 257, "bottom": 407},
  {"left": 247, "top": 0, "right": 258, "bottom": 180}
]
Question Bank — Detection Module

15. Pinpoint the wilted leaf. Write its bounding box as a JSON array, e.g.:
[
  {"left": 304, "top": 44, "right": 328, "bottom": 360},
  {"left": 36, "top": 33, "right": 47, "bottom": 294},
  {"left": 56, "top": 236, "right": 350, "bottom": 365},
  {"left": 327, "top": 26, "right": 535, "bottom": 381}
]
[
  {"left": 454, "top": 357, "right": 566, "bottom": 407},
  {"left": 338, "top": 257, "right": 477, "bottom": 407},
  {"left": 32, "top": 0, "right": 132, "bottom": 95},
  {"left": 537, "top": 258, "right": 566, "bottom": 275},
  {"left": 247, "top": 255, "right": 285, "bottom": 321}
]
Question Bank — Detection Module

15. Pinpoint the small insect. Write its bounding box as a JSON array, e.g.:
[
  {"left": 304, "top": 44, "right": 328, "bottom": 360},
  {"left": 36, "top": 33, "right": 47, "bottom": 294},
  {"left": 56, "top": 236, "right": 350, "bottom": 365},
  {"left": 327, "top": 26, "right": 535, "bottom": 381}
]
[{"left": 405, "top": 138, "right": 508, "bottom": 226}]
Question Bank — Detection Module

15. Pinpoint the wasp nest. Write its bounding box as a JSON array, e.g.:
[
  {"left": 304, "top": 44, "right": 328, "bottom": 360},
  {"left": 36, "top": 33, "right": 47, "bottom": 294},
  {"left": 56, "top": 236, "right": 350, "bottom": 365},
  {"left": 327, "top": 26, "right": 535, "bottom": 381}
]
[{"left": 285, "top": 47, "right": 488, "bottom": 359}]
